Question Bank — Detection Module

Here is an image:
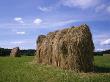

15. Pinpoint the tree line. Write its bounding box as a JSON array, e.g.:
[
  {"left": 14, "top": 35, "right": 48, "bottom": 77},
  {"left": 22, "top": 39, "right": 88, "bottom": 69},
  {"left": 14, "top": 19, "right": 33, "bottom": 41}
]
[
  {"left": 0, "top": 47, "right": 36, "bottom": 56},
  {"left": 94, "top": 49, "right": 110, "bottom": 56},
  {"left": 0, "top": 47, "right": 110, "bottom": 56}
]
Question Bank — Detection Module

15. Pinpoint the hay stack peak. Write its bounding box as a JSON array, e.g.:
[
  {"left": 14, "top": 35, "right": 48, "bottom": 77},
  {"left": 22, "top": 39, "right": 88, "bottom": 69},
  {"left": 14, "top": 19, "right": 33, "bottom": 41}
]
[{"left": 35, "top": 24, "right": 95, "bottom": 72}]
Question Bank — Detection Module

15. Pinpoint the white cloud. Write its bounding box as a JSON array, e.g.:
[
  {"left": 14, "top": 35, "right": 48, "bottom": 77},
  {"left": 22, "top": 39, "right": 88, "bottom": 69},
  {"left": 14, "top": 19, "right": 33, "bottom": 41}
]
[
  {"left": 61, "top": 0, "right": 100, "bottom": 9},
  {"left": 95, "top": 48, "right": 104, "bottom": 51},
  {"left": 14, "top": 17, "right": 24, "bottom": 24},
  {"left": 38, "top": 6, "right": 52, "bottom": 12},
  {"left": 16, "top": 31, "right": 26, "bottom": 35},
  {"left": 36, "top": 19, "right": 79, "bottom": 29},
  {"left": 10, "top": 39, "right": 34, "bottom": 45},
  {"left": 52, "top": 19, "right": 79, "bottom": 26},
  {"left": 101, "top": 39, "right": 110, "bottom": 45},
  {"left": 106, "top": 6, "right": 110, "bottom": 13},
  {"left": 33, "top": 18, "right": 42, "bottom": 25},
  {"left": 94, "top": 34, "right": 110, "bottom": 40},
  {"left": 61, "top": 0, "right": 110, "bottom": 14},
  {"left": 10, "top": 41, "right": 25, "bottom": 44},
  {"left": 95, "top": 5, "right": 110, "bottom": 13},
  {"left": 95, "top": 4, "right": 106, "bottom": 12}
]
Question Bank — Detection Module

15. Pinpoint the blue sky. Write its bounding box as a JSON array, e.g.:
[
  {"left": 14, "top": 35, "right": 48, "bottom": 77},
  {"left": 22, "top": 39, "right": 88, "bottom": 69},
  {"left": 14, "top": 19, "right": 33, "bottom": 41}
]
[{"left": 0, "top": 0, "right": 110, "bottom": 51}]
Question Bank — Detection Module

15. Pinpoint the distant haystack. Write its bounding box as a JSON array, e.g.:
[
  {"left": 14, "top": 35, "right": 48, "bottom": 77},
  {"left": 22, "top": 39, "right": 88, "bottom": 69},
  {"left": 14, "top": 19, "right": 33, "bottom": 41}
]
[
  {"left": 35, "top": 24, "right": 95, "bottom": 72},
  {"left": 10, "top": 47, "right": 20, "bottom": 57}
]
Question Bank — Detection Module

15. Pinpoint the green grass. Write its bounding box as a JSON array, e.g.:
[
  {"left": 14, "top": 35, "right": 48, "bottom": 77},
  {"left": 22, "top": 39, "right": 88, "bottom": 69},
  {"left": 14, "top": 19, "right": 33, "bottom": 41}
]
[
  {"left": 0, "top": 56, "right": 110, "bottom": 82},
  {"left": 94, "top": 56, "right": 110, "bottom": 73}
]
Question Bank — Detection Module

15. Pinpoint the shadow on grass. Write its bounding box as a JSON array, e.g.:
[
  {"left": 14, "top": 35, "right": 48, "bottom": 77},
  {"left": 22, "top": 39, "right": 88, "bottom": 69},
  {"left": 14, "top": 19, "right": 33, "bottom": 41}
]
[{"left": 94, "top": 66, "right": 110, "bottom": 73}]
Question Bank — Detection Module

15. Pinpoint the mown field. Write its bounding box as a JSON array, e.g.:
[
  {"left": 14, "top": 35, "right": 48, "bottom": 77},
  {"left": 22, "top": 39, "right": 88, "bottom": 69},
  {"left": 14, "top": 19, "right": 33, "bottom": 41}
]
[{"left": 0, "top": 56, "right": 110, "bottom": 82}]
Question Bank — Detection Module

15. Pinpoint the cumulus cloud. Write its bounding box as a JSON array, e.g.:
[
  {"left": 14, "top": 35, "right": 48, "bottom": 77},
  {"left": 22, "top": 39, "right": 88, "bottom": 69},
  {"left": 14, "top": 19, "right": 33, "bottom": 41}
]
[
  {"left": 38, "top": 6, "right": 52, "bottom": 12},
  {"left": 33, "top": 18, "right": 42, "bottom": 25},
  {"left": 16, "top": 31, "right": 26, "bottom": 35},
  {"left": 106, "top": 6, "right": 110, "bottom": 13},
  {"left": 96, "top": 48, "right": 104, "bottom": 51},
  {"left": 101, "top": 39, "right": 110, "bottom": 45},
  {"left": 61, "top": 0, "right": 110, "bottom": 14},
  {"left": 61, "top": 0, "right": 100, "bottom": 9},
  {"left": 14, "top": 17, "right": 24, "bottom": 24},
  {"left": 52, "top": 19, "right": 79, "bottom": 27},
  {"left": 10, "top": 39, "right": 34, "bottom": 45},
  {"left": 10, "top": 41, "right": 25, "bottom": 44},
  {"left": 37, "top": 19, "right": 79, "bottom": 29},
  {"left": 95, "top": 4, "right": 106, "bottom": 12},
  {"left": 95, "top": 4, "right": 110, "bottom": 13}
]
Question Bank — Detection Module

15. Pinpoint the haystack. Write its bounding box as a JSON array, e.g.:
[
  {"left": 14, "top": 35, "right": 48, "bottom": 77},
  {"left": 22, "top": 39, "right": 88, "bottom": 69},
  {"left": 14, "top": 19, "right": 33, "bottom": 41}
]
[
  {"left": 35, "top": 24, "right": 95, "bottom": 72},
  {"left": 10, "top": 47, "right": 20, "bottom": 57}
]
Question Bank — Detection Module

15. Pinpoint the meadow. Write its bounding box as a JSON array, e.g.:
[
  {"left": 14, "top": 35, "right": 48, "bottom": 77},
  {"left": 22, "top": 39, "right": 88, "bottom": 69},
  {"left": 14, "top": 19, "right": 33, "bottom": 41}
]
[{"left": 0, "top": 56, "right": 110, "bottom": 82}]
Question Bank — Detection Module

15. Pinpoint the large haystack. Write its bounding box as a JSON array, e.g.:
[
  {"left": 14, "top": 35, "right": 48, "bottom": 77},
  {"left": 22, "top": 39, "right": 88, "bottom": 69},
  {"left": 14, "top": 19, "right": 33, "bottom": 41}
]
[
  {"left": 10, "top": 47, "right": 20, "bottom": 57},
  {"left": 35, "top": 24, "right": 95, "bottom": 72}
]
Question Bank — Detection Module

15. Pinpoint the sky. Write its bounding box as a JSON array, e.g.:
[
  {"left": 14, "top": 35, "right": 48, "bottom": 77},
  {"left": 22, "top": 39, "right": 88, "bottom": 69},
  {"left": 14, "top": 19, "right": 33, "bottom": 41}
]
[{"left": 0, "top": 0, "right": 110, "bottom": 51}]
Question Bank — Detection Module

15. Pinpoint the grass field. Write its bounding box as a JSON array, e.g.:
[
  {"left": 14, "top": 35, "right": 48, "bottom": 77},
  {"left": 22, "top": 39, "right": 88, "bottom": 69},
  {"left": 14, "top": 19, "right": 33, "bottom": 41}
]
[{"left": 0, "top": 56, "right": 110, "bottom": 82}]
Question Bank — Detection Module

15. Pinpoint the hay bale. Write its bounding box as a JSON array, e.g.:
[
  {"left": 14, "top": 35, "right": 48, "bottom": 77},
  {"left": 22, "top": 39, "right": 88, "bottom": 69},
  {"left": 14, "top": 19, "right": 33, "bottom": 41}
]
[
  {"left": 10, "top": 47, "right": 20, "bottom": 57},
  {"left": 35, "top": 24, "right": 95, "bottom": 72}
]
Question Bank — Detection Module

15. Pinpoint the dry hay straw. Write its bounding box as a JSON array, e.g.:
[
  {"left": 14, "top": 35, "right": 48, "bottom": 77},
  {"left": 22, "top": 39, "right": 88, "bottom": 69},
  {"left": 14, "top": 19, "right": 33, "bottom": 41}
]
[
  {"left": 35, "top": 24, "right": 95, "bottom": 72},
  {"left": 10, "top": 47, "right": 21, "bottom": 57}
]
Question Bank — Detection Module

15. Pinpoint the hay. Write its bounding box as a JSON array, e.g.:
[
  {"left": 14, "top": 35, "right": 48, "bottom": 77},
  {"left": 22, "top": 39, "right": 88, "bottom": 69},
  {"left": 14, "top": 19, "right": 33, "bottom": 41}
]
[
  {"left": 35, "top": 24, "right": 95, "bottom": 72},
  {"left": 10, "top": 47, "right": 20, "bottom": 57}
]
